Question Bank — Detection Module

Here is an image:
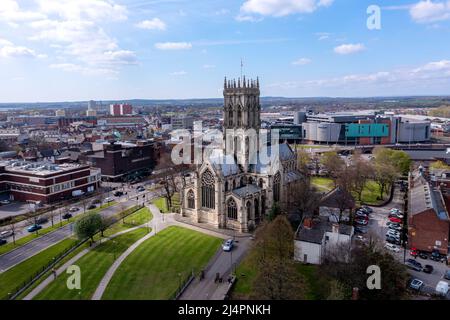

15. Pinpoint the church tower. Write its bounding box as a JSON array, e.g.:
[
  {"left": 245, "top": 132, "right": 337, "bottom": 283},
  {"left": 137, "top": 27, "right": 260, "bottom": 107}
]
[{"left": 223, "top": 76, "right": 261, "bottom": 171}]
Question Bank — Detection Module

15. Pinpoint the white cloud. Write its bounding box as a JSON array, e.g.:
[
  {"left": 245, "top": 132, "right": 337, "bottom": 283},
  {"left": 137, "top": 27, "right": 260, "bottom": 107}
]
[
  {"left": 214, "top": 9, "right": 230, "bottom": 15},
  {"left": 239, "top": 0, "right": 334, "bottom": 18},
  {"left": 0, "top": 0, "right": 46, "bottom": 25},
  {"left": 292, "top": 58, "right": 311, "bottom": 65},
  {"left": 334, "top": 43, "right": 366, "bottom": 55},
  {"left": 170, "top": 70, "right": 187, "bottom": 76},
  {"left": 155, "top": 42, "right": 192, "bottom": 50},
  {"left": 0, "top": 38, "right": 44, "bottom": 58},
  {"left": 316, "top": 32, "right": 330, "bottom": 40},
  {"left": 410, "top": 0, "right": 450, "bottom": 23},
  {"left": 203, "top": 64, "right": 216, "bottom": 69},
  {"left": 50, "top": 63, "right": 118, "bottom": 76},
  {"left": 136, "top": 18, "right": 166, "bottom": 31},
  {"left": 267, "top": 59, "right": 450, "bottom": 91}
]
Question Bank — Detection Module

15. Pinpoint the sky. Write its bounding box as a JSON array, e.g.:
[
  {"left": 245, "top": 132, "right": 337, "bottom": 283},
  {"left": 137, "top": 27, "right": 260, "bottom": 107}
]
[{"left": 1, "top": 0, "right": 450, "bottom": 102}]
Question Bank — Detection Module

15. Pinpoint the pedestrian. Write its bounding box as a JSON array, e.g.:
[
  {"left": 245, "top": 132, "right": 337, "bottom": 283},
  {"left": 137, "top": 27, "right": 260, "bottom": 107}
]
[{"left": 52, "top": 268, "right": 57, "bottom": 280}]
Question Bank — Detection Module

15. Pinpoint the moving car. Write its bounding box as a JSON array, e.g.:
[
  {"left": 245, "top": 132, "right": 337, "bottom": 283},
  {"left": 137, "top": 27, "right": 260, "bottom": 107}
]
[
  {"left": 0, "top": 199, "right": 11, "bottom": 205},
  {"left": 384, "top": 243, "right": 400, "bottom": 253},
  {"left": 222, "top": 239, "right": 234, "bottom": 252},
  {"left": 113, "top": 191, "right": 124, "bottom": 197},
  {"left": 409, "top": 278, "right": 423, "bottom": 291},
  {"left": 62, "top": 213, "right": 73, "bottom": 219},
  {"left": 27, "top": 224, "right": 42, "bottom": 233},
  {"left": 423, "top": 265, "right": 434, "bottom": 274},
  {"left": 137, "top": 186, "right": 145, "bottom": 192},
  {"left": 87, "top": 204, "right": 96, "bottom": 210},
  {"left": 105, "top": 197, "right": 114, "bottom": 203},
  {"left": 69, "top": 207, "right": 79, "bottom": 212},
  {"left": 0, "top": 239, "right": 7, "bottom": 246},
  {"left": 36, "top": 217, "right": 48, "bottom": 224}
]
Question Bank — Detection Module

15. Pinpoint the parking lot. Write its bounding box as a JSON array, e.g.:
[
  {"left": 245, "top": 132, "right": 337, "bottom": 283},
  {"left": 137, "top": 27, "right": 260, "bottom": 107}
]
[
  {"left": 362, "top": 186, "right": 450, "bottom": 299},
  {"left": 0, "top": 201, "right": 33, "bottom": 218}
]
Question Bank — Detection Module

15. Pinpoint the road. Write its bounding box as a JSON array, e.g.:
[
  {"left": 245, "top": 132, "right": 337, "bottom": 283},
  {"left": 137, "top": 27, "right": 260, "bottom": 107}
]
[
  {"left": 179, "top": 237, "right": 252, "bottom": 300},
  {"left": 365, "top": 185, "right": 450, "bottom": 299}
]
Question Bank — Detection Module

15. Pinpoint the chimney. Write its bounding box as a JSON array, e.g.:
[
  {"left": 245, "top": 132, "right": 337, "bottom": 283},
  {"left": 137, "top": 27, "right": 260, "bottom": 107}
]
[
  {"left": 352, "top": 287, "right": 359, "bottom": 300},
  {"left": 331, "top": 223, "right": 339, "bottom": 234},
  {"left": 303, "top": 217, "right": 313, "bottom": 229}
]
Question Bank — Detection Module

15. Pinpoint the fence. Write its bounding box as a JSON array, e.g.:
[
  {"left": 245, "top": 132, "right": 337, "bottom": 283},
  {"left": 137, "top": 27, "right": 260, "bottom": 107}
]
[
  {"left": 170, "top": 270, "right": 195, "bottom": 300},
  {"left": 3, "top": 204, "right": 144, "bottom": 300},
  {"left": 3, "top": 238, "right": 87, "bottom": 300}
]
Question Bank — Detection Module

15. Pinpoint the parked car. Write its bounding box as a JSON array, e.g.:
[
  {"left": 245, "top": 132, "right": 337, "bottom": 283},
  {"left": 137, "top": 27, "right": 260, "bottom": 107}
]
[
  {"left": 410, "top": 248, "right": 418, "bottom": 257},
  {"left": 387, "top": 221, "right": 402, "bottom": 228},
  {"left": 388, "top": 224, "right": 402, "bottom": 231},
  {"left": 355, "top": 219, "right": 368, "bottom": 226},
  {"left": 105, "top": 197, "right": 114, "bottom": 203},
  {"left": 0, "top": 239, "right": 7, "bottom": 246},
  {"left": 423, "top": 265, "right": 434, "bottom": 274},
  {"left": 405, "top": 259, "right": 422, "bottom": 271},
  {"left": 409, "top": 278, "right": 424, "bottom": 291},
  {"left": 389, "top": 217, "right": 402, "bottom": 223},
  {"left": 444, "top": 270, "right": 450, "bottom": 280},
  {"left": 384, "top": 243, "right": 400, "bottom": 253},
  {"left": 62, "top": 213, "right": 73, "bottom": 219},
  {"left": 386, "top": 236, "right": 401, "bottom": 245},
  {"left": 222, "top": 239, "right": 234, "bottom": 252},
  {"left": 355, "top": 211, "right": 368, "bottom": 218},
  {"left": 0, "top": 230, "right": 13, "bottom": 239},
  {"left": 418, "top": 252, "right": 428, "bottom": 259},
  {"left": 354, "top": 226, "right": 368, "bottom": 234},
  {"left": 69, "top": 207, "right": 79, "bottom": 212},
  {"left": 0, "top": 199, "right": 11, "bottom": 205},
  {"left": 87, "top": 204, "right": 96, "bottom": 210},
  {"left": 386, "top": 230, "right": 401, "bottom": 239},
  {"left": 113, "top": 191, "right": 124, "bottom": 197},
  {"left": 27, "top": 224, "right": 42, "bottom": 233},
  {"left": 137, "top": 186, "right": 145, "bottom": 192},
  {"left": 361, "top": 206, "right": 373, "bottom": 213},
  {"left": 388, "top": 212, "right": 404, "bottom": 219},
  {"left": 430, "top": 250, "right": 445, "bottom": 262},
  {"left": 435, "top": 281, "right": 449, "bottom": 296},
  {"left": 390, "top": 208, "right": 402, "bottom": 214},
  {"left": 36, "top": 217, "right": 48, "bottom": 224}
]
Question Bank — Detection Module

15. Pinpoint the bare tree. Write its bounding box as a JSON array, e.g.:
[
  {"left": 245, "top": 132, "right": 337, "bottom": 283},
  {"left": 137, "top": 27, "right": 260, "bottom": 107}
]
[
  {"left": 320, "top": 151, "right": 345, "bottom": 185},
  {"left": 285, "top": 179, "right": 322, "bottom": 219}
]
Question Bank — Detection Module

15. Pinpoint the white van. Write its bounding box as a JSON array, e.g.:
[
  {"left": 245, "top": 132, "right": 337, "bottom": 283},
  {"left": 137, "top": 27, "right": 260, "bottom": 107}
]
[{"left": 435, "top": 281, "right": 449, "bottom": 296}]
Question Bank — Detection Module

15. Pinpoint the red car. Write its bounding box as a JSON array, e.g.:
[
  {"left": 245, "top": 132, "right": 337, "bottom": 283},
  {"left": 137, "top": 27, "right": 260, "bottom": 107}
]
[
  {"left": 410, "top": 247, "right": 418, "bottom": 257},
  {"left": 389, "top": 217, "right": 402, "bottom": 223}
]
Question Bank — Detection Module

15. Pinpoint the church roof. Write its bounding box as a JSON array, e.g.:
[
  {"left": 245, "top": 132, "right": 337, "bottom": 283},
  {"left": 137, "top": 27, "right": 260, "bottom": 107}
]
[
  {"left": 232, "top": 184, "right": 262, "bottom": 198},
  {"left": 251, "top": 143, "right": 295, "bottom": 174},
  {"left": 208, "top": 149, "right": 241, "bottom": 177}
]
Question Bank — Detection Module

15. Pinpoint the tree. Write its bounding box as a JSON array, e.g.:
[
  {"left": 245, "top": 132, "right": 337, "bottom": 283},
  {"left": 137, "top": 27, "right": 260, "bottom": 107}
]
[
  {"left": 251, "top": 216, "right": 305, "bottom": 300},
  {"left": 430, "top": 160, "right": 450, "bottom": 170},
  {"left": 267, "top": 203, "right": 281, "bottom": 221},
  {"left": 118, "top": 202, "right": 128, "bottom": 223},
  {"left": 349, "top": 152, "right": 374, "bottom": 202},
  {"left": 321, "top": 241, "right": 409, "bottom": 300},
  {"left": 285, "top": 179, "right": 321, "bottom": 219},
  {"left": 320, "top": 151, "right": 345, "bottom": 185},
  {"left": 327, "top": 279, "right": 348, "bottom": 300},
  {"left": 99, "top": 216, "right": 116, "bottom": 237},
  {"left": 155, "top": 152, "right": 180, "bottom": 211},
  {"left": 373, "top": 162, "right": 397, "bottom": 199},
  {"left": 296, "top": 148, "right": 311, "bottom": 176},
  {"left": 74, "top": 213, "right": 102, "bottom": 243}
]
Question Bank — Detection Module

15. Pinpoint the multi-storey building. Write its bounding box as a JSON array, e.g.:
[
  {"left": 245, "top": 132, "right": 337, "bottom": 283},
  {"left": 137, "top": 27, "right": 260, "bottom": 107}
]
[{"left": 0, "top": 161, "right": 101, "bottom": 204}]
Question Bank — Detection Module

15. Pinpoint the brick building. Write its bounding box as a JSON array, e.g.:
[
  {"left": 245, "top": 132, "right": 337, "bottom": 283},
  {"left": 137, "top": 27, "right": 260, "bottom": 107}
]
[
  {"left": 0, "top": 161, "right": 101, "bottom": 204},
  {"left": 408, "top": 169, "right": 450, "bottom": 255},
  {"left": 84, "top": 140, "right": 160, "bottom": 182}
]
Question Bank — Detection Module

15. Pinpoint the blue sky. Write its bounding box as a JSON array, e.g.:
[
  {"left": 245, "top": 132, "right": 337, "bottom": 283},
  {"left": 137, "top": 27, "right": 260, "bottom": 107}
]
[{"left": 1, "top": 0, "right": 450, "bottom": 102}]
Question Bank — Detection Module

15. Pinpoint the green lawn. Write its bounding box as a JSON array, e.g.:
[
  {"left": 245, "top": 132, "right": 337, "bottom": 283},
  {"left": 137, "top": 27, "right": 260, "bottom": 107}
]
[
  {"left": 34, "top": 228, "right": 148, "bottom": 300},
  {"left": 102, "top": 226, "right": 222, "bottom": 300},
  {"left": 311, "top": 177, "right": 387, "bottom": 205},
  {"left": 152, "top": 194, "right": 180, "bottom": 214},
  {"left": 311, "top": 177, "right": 335, "bottom": 192},
  {"left": 103, "top": 207, "right": 153, "bottom": 237},
  {"left": 0, "top": 202, "right": 117, "bottom": 256},
  {"left": 0, "top": 237, "right": 78, "bottom": 299}
]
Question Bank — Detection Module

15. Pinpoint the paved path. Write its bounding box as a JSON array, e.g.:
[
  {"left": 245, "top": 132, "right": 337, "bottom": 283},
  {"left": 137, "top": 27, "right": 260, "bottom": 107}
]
[
  {"left": 23, "top": 223, "right": 148, "bottom": 300},
  {"left": 0, "top": 199, "right": 137, "bottom": 273}
]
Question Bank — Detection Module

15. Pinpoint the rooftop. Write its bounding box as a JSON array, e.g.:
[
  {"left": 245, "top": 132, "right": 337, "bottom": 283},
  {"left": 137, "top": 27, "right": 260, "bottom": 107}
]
[
  {"left": 295, "top": 216, "right": 353, "bottom": 244},
  {"left": 409, "top": 170, "right": 449, "bottom": 221},
  {"left": 0, "top": 160, "right": 86, "bottom": 176}
]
